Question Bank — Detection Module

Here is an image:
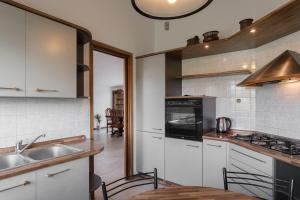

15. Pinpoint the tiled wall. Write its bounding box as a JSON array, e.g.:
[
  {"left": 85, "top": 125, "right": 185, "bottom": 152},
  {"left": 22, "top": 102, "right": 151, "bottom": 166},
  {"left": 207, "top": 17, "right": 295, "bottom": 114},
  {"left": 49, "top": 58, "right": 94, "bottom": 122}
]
[
  {"left": 183, "top": 75, "right": 256, "bottom": 131},
  {"left": 254, "top": 31, "right": 300, "bottom": 139},
  {"left": 183, "top": 30, "right": 300, "bottom": 139},
  {"left": 182, "top": 48, "right": 256, "bottom": 131},
  {"left": 0, "top": 98, "right": 90, "bottom": 148}
]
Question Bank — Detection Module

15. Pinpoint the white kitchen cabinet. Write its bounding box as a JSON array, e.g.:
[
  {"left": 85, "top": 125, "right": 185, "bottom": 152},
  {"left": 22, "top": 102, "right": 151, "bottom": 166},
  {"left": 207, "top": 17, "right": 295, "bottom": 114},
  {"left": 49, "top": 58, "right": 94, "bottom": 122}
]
[
  {"left": 136, "top": 131, "right": 165, "bottom": 179},
  {"left": 36, "top": 158, "right": 89, "bottom": 200},
  {"left": 165, "top": 138, "right": 203, "bottom": 186},
  {"left": 203, "top": 139, "right": 227, "bottom": 189},
  {"left": 136, "top": 54, "right": 165, "bottom": 134},
  {"left": 26, "top": 12, "right": 77, "bottom": 98},
  {"left": 0, "top": 172, "right": 35, "bottom": 200},
  {"left": 228, "top": 144, "right": 273, "bottom": 200},
  {"left": 0, "top": 2, "right": 26, "bottom": 97}
]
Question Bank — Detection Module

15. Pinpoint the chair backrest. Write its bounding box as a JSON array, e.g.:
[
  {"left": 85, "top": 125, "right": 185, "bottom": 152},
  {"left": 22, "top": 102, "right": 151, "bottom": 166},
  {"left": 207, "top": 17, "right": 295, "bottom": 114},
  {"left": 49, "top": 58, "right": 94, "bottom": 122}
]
[
  {"left": 102, "top": 168, "right": 158, "bottom": 200},
  {"left": 105, "top": 108, "right": 112, "bottom": 117},
  {"left": 223, "top": 168, "right": 294, "bottom": 200}
]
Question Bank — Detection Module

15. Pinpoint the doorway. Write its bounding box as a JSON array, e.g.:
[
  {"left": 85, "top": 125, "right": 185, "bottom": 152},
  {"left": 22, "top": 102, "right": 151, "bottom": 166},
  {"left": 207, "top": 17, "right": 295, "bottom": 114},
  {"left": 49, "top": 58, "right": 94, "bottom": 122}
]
[{"left": 90, "top": 41, "right": 134, "bottom": 180}]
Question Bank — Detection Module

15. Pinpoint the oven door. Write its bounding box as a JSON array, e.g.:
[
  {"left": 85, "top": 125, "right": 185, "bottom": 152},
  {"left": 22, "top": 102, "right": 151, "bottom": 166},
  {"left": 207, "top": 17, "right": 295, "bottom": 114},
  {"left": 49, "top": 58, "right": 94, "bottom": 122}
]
[{"left": 165, "top": 105, "right": 203, "bottom": 141}]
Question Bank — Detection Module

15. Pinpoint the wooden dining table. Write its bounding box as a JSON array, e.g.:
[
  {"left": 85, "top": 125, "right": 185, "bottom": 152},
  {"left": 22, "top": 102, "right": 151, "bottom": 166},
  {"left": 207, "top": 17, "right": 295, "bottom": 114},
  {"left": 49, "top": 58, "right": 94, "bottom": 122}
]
[{"left": 130, "top": 186, "right": 259, "bottom": 200}]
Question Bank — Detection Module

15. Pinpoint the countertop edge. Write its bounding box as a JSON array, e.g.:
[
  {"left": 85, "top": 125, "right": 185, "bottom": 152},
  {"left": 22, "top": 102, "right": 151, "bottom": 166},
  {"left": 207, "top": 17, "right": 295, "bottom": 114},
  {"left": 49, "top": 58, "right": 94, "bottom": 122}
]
[
  {"left": 0, "top": 138, "right": 104, "bottom": 180},
  {"left": 203, "top": 133, "right": 300, "bottom": 168}
]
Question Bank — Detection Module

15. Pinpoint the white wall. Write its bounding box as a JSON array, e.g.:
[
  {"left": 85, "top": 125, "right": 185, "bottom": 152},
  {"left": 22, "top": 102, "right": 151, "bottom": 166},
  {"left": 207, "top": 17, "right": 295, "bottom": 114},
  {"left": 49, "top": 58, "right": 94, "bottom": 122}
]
[
  {"left": 183, "top": 30, "right": 300, "bottom": 139},
  {"left": 93, "top": 51, "right": 124, "bottom": 125},
  {"left": 154, "top": 0, "right": 288, "bottom": 51},
  {"left": 12, "top": 0, "right": 155, "bottom": 55},
  {"left": 0, "top": 98, "right": 90, "bottom": 148}
]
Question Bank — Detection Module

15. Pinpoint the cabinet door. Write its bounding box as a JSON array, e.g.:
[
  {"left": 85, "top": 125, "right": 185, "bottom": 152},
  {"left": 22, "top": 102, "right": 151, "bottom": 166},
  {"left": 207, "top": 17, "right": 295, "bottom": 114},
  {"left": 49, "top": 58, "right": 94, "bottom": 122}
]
[
  {"left": 0, "top": 172, "right": 35, "bottom": 200},
  {"left": 0, "top": 2, "right": 26, "bottom": 97},
  {"left": 36, "top": 158, "right": 89, "bottom": 200},
  {"left": 165, "top": 138, "right": 203, "bottom": 186},
  {"left": 26, "top": 12, "right": 76, "bottom": 98},
  {"left": 203, "top": 139, "right": 227, "bottom": 189},
  {"left": 136, "top": 54, "right": 165, "bottom": 133},
  {"left": 228, "top": 144, "right": 273, "bottom": 200},
  {"left": 136, "top": 131, "right": 165, "bottom": 179}
]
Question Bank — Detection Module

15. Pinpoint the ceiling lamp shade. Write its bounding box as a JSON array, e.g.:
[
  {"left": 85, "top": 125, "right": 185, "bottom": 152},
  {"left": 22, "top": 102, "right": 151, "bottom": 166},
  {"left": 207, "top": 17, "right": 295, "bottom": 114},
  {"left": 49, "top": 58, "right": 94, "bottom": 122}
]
[{"left": 131, "top": 0, "right": 214, "bottom": 20}]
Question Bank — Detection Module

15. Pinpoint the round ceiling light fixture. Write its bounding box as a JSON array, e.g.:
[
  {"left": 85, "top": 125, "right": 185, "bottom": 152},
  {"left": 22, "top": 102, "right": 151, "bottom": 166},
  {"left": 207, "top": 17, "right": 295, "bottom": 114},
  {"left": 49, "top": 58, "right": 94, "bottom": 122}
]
[{"left": 131, "top": 0, "right": 214, "bottom": 20}]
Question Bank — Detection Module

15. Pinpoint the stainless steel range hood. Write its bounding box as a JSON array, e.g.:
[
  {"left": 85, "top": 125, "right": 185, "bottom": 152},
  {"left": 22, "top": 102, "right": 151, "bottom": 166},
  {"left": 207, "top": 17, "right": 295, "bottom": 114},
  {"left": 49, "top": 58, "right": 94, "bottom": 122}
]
[{"left": 238, "top": 50, "right": 300, "bottom": 87}]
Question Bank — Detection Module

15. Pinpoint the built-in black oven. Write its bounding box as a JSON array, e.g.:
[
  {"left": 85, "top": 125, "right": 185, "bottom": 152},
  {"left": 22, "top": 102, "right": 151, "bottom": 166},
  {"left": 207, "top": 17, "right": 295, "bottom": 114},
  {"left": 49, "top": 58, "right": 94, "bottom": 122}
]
[{"left": 165, "top": 97, "right": 216, "bottom": 141}]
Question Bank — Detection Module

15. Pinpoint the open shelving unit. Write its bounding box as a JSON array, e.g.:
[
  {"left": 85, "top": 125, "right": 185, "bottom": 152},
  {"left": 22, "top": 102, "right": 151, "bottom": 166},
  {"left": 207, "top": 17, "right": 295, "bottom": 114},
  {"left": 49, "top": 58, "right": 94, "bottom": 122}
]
[
  {"left": 180, "top": 69, "right": 252, "bottom": 80},
  {"left": 137, "top": 0, "right": 300, "bottom": 61}
]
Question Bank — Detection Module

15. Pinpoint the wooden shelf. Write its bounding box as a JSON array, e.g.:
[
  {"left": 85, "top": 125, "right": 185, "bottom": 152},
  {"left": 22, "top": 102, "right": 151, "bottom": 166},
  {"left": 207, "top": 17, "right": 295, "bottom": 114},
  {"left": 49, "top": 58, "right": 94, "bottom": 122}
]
[
  {"left": 180, "top": 70, "right": 252, "bottom": 80},
  {"left": 77, "top": 64, "right": 89, "bottom": 72},
  {"left": 137, "top": 0, "right": 300, "bottom": 60}
]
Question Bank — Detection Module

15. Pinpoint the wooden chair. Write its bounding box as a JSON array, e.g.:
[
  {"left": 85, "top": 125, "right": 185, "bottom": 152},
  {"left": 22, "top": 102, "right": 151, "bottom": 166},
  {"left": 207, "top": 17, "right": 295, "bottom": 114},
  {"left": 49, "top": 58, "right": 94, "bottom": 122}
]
[
  {"left": 101, "top": 168, "right": 158, "bottom": 200},
  {"left": 223, "top": 168, "right": 294, "bottom": 200},
  {"left": 105, "top": 108, "right": 113, "bottom": 133},
  {"left": 111, "top": 109, "right": 124, "bottom": 136}
]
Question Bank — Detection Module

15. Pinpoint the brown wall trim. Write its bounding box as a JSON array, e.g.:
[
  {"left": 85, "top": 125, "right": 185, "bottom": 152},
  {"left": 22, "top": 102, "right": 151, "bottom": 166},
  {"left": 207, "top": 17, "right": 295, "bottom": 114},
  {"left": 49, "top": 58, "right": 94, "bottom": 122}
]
[{"left": 92, "top": 40, "right": 134, "bottom": 177}]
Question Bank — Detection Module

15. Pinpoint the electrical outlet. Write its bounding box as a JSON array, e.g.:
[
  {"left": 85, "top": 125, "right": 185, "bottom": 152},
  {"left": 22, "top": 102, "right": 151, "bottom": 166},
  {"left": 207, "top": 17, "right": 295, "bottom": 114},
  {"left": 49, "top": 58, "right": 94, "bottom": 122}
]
[{"left": 164, "top": 21, "right": 170, "bottom": 31}]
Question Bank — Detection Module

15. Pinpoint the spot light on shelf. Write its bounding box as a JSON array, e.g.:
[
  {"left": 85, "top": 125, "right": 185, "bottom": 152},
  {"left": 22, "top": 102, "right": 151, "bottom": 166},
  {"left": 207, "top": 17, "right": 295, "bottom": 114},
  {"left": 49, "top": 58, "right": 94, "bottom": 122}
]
[{"left": 250, "top": 28, "right": 256, "bottom": 34}]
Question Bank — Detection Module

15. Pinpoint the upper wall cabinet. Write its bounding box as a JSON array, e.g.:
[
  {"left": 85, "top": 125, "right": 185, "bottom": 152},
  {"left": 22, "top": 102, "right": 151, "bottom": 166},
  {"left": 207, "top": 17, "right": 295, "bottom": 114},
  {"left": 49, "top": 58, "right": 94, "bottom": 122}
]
[
  {"left": 136, "top": 54, "right": 166, "bottom": 134},
  {"left": 0, "top": 3, "right": 26, "bottom": 97},
  {"left": 26, "top": 13, "right": 77, "bottom": 98}
]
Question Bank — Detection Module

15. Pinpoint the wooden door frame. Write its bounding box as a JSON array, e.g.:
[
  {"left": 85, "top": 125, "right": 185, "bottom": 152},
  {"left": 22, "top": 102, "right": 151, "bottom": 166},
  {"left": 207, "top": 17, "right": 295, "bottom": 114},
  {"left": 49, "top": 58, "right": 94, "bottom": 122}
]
[{"left": 90, "top": 40, "right": 134, "bottom": 177}]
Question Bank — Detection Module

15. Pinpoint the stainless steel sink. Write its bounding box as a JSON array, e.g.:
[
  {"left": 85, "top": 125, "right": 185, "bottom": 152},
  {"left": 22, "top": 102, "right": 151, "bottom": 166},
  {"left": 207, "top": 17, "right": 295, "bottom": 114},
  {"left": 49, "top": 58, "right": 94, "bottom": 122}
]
[
  {"left": 0, "top": 154, "right": 33, "bottom": 171},
  {"left": 21, "top": 144, "right": 82, "bottom": 161}
]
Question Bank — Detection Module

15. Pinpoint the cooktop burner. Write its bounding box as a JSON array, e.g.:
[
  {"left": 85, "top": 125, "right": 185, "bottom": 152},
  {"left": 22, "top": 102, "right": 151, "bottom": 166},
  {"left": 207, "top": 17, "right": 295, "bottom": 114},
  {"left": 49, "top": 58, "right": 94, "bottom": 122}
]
[{"left": 232, "top": 132, "right": 300, "bottom": 156}]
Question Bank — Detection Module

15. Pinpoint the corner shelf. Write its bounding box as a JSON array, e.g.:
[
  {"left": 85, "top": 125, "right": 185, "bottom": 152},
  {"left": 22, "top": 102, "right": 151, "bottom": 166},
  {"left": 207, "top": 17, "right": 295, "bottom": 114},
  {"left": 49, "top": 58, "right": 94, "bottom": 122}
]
[
  {"left": 136, "top": 0, "right": 300, "bottom": 60},
  {"left": 180, "top": 69, "right": 252, "bottom": 80}
]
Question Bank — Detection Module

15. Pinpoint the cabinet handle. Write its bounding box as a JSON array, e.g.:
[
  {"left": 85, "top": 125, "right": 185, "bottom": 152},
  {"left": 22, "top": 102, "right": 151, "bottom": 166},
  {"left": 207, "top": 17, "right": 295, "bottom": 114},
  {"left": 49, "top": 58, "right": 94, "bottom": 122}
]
[
  {"left": 152, "top": 128, "right": 163, "bottom": 131},
  {"left": 152, "top": 136, "right": 163, "bottom": 140},
  {"left": 36, "top": 88, "right": 59, "bottom": 93},
  {"left": 0, "top": 181, "right": 31, "bottom": 192},
  {"left": 231, "top": 149, "right": 266, "bottom": 163},
  {"left": 207, "top": 144, "right": 222, "bottom": 148},
  {"left": 186, "top": 144, "right": 200, "bottom": 148},
  {"left": 0, "top": 87, "right": 21, "bottom": 91},
  {"left": 46, "top": 169, "right": 71, "bottom": 178}
]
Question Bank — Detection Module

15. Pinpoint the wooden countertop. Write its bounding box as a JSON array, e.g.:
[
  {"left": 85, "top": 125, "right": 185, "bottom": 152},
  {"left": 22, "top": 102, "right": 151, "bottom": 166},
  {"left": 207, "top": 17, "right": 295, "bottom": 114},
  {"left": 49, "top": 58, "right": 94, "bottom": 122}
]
[
  {"left": 130, "top": 186, "right": 258, "bottom": 200},
  {"left": 203, "top": 131, "right": 300, "bottom": 168},
  {"left": 0, "top": 135, "right": 104, "bottom": 180}
]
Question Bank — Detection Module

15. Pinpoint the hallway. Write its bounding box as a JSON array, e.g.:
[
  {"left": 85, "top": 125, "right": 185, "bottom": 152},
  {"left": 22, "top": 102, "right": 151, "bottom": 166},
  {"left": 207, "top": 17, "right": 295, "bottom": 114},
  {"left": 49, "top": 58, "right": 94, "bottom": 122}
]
[{"left": 94, "top": 130, "right": 158, "bottom": 200}]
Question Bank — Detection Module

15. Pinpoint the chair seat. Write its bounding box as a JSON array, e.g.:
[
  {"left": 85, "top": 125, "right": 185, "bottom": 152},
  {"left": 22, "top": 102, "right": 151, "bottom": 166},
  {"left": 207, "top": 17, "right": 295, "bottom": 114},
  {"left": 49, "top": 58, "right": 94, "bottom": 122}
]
[{"left": 90, "top": 174, "right": 102, "bottom": 192}]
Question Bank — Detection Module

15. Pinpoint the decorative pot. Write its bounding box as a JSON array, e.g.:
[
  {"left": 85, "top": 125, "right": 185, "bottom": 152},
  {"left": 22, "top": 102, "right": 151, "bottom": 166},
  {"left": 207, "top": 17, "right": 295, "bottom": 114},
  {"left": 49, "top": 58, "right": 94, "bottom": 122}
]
[
  {"left": 187, "top": 36, "right": 200, "bottom": 46},
  {"left": 203, "top": 31, "right": 219, "bottom": 42},
  {"left": 239, "top": 18, "right": 254, "bottom": 30}
]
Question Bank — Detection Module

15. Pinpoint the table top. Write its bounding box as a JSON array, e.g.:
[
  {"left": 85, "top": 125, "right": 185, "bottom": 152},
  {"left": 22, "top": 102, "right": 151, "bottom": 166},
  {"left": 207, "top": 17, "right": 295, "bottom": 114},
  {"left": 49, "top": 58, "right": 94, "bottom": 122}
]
[{"left": 130, "top": 186, "right": 258, "bottom": 200}]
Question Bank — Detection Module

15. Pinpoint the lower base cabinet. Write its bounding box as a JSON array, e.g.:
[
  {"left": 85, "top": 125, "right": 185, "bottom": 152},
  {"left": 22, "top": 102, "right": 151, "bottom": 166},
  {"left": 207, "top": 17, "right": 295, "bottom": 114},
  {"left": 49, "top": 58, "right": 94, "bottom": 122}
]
[
  {"left": 203, "top": 139, "right": 227, "bottom": 189},
  {"left": 228, "top": 144, "right": 273, "bottom": 200},
  {"left": 0, "top": 158, "right": 89, "bottom": 200},
  {"left": 136, "top": 131, "right": 165, "bottom": 179},
  {"left": 0, "top": 172, "right": 36, "bottom": 200},
  {"left": 37, "top": 158, "right": 89, "bottom": 200},
  {"left": 165, "top": 138, "right": 203, "bottom": 186}
]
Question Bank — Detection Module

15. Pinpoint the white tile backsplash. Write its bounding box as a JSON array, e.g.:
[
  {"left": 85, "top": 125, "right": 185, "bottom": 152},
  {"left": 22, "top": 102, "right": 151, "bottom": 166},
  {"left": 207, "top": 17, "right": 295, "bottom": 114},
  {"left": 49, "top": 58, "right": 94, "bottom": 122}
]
[
  {"left": 0, "top": 98, "right": 90, "bottom": 148},
  {"left": 182, "top": 30, "right": 300, "bottom": 139},
  {"left": 182, "top": 75, "right": 256, "bottom": 131}
]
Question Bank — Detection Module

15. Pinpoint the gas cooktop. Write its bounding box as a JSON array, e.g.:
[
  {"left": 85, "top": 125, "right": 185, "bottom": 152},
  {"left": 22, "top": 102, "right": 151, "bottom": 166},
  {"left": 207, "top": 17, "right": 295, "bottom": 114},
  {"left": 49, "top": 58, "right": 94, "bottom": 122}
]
[{"left": 232, "top": 132, "right": 300, "bottom": 156}]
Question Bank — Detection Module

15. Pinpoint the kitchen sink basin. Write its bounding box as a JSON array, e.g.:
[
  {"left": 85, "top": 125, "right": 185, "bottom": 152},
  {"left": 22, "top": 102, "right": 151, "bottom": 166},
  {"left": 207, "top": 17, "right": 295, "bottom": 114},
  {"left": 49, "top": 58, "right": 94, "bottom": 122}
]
[
  {"left": 0, "top": 154, "right": 33, "bottom": 171},
  {"left": 21, "top": 144, "right": 82, "bottom": 161}
]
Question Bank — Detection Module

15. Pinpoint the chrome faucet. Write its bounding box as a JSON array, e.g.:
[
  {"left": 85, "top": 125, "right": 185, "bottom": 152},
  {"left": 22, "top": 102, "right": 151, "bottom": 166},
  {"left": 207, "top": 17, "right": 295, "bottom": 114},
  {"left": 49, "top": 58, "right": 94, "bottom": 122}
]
[{"left": 16, "top": 134, "right": 46, "bottom": 154}]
